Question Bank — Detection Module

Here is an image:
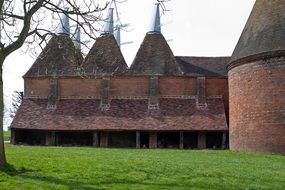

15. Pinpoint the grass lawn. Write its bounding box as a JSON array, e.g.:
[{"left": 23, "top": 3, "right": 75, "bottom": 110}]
[
  {"left": 3, "top": 131, "right": 10, "bottom": 141},
  {"left": 0, "top": 145, "right": 284, "bottom": 190}
]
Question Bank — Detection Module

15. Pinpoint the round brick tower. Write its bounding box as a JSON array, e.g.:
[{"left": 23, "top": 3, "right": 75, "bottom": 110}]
[{"left": 228, "top": 0, "right": 285, "bottom": 154}]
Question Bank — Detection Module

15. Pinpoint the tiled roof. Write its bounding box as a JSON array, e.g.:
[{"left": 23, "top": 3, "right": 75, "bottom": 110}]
[
  {"left": 24, "top": 35, "right": 83, "bottom": 78},
  {"left": 130, "top": 33, "right": 183, "bottom": 75},
  {"left": 176, "top": 56, "right": 230, "bottom": 76},
  {"left": 82, "top": 34, "right": 128, "bottom": 75},
  {"left": 11, "top": 98, "right": 228, "bottom": 131},
  {"left": 230, "top": 0, "right": 285, "bottom": 65}
]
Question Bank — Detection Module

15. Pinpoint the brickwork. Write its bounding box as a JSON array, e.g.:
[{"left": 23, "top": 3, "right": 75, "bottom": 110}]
[
  {"left": 58, "top": 78, "right": 101, "bottom": 97},
  {"left": 149, "top": 76, "right": 159, "bottom": 111},
  {"left": 158, "top": 77, "right": 196, "bottom": 96},
  {"left": 25, "top": 76, "right": 228, "bottom": 102},
  {"left": 47, "top": 77, "right": 58, "bottom": 109},
  {"left": 25, "top": 78, "right": 50, "bottom": 98},
  {"left": 197, "top": 77, "right": 206, "bottom": 107},
  {"left": 101, "top": 77, "right": 110, "bottom": 107},
  {"left": 229, "top": 57, "right": 285, "bottom": 154},
  {"left": 206, "top": 78, "right": 229, "bottom": 120},
  {"left": 110, "top": 76, "right": 149, "bottom": 97}
]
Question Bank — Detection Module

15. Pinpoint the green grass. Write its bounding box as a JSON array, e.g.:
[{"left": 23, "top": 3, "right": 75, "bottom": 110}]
[
  {"left": 3, "top": 131, "right": 10, "bottom": 141},
  {"left": 0, "top": 145, "right": 284, "bottom": 190}
]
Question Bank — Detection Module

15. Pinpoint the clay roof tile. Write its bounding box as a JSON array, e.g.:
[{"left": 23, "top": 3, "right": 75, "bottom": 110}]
[
  {"left": 230, "top": 0, "right": 285, "bottom": 66},
  {"left": 130, "top": 33, "right": 183, "bottom": 76},
  {"left": 24, "top": 35, "right": 83, "bottom": 78},
  {"left": 82, "top": 34, "right": 128, "bottom": 75},
  {"left": 11, "top": 98, "right": 228, "bottom": 131},
  {"left": 176, "top": 56, "right": 230, "bottom": 76}
]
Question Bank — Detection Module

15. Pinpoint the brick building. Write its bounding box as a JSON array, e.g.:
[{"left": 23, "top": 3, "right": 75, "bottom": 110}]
[
  {"left": 228, "top": 0, "right": 285, "bottom": 154},
  {"left": 10, "top": 1, "right": 285, "bottom": 154}
]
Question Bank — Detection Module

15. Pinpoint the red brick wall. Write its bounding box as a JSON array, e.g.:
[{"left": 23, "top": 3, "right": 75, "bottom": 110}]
[
  {"left": 206, "top": 78, "right": 229, "bottom": 120},
  {"left": 229, "top": 57, "right": 285, "bottom": 154},
  {"left": 24, "top": 76, "right": 229, "bottom": 111},
  {"left": 58, "top": 78, "right": 101, "bottom": 98},
  {"left": 158, "top": 77, "right": 196, "bottom": 96},
  {"left": 110, "top": 76, "right": 149, "bottom": 97},
  {"left": 25, "top": 76, "right": 228, "bottom": 100},
  {"left": 24, "top": 78, "right": 50, "bottom": 98}
]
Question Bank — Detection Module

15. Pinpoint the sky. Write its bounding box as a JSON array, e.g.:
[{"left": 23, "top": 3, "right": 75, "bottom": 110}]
[{"left": 2, "top": 0, "right": 256, "bottom": 130}]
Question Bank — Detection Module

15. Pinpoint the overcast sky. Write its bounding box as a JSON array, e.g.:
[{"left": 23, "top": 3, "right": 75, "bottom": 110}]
[{"left": 3, "top": 0, "right": 256, "bottom": 129}]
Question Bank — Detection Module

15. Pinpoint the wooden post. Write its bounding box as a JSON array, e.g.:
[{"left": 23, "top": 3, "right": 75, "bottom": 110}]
[
  {"left": 198, "top": 132, "right": 206, "bottom": 149},
  {"left": 100, "top": 132, "right": 109, "bottom": 147},
  {"left": 179, "top": 132, "right": 184, "bottom": 149},
  {"left": 45, "top": 131, "right": 55, "bottom": 146},
  {"left": 55, "top": 132, "right": 59, "bottom": 146},
  {"left": 10, "top": 129, "right": 15, "bottom": 144},
  {"left": 51, "top": 132, "right": 56, "bottom": 146},
  {"left": 93, "top": 132, "right": 99, "bottom": 147},
  {"left": 136, "top": 131, "right": 140, "bottom": 148},
  {"left": 221, "top": 132, "right": 227, "bottom": 149},
  {"left": 149, "top": 132, "right": 157, "bottom": 148}
]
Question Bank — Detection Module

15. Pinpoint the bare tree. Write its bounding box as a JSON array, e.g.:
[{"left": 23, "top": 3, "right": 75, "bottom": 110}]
[
  {"left": 0, "top": 0, "right": 113, "bottom": 167},
  {"left": 9, "top": 91, "right": 23, "bottom": 119}
]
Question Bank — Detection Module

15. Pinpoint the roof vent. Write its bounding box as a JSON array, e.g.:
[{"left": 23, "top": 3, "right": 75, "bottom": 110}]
[
  {"left": 114, "top": 25, "right": 121, "bottom": 48},
  {"left": 114, "top": 24, "right": 132, "bottom": 49},
  {"left": 148, "top": 3, "right": 161, "bottom": 34},
  {"left": 102, "top": 8, "right": 114, "bottom": 35},
  {"left": 57, "top": 8, "right": 70, "bottom": 36},
  {"left": 73, "top": 27, "right": 81, "bottom": 50}
]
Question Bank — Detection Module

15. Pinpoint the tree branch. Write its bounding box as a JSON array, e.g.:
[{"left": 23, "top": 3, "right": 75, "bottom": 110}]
[
  {"left": 2, "top": 13, "right": 24, "bottom": 20},
  {"left": 3, "top": 0, "right": 45, "bottom": 57}
]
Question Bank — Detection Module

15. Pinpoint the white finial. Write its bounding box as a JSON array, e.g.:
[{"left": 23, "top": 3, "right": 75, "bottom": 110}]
[
  {"left": 74, "top": 27, "right": 81, "bottom": 50},
  {"left": 102, "top": 8, "right": 114, "bottom": 35},
  {"left": 114, "top": 25, "right": 121, "bottom": 48},
  {"left": 149, "top": 3, "right": 161, "bottom": 33},
  {"left": 58, "top": 8, "right": 70, "bottom": 36}
]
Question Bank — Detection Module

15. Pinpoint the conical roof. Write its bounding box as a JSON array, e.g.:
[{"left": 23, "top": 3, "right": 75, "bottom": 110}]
[
  {"left": 229, "top": 0, "right": 285, "bottom": 66},
  {"left": 24, "top": 35, "right": 83, "bottom": 77},
  {"left": 130, "top": 33, "right": 183, "bottom": 75},
  {"left": 82, "top": 34, "right": 128, "bottom": 75}
]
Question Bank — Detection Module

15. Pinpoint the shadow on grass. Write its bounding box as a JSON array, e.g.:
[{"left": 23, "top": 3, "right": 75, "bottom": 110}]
[
  {"left": 21, "top": 174, "right": 101, "bottom": 190},
  {"left": 1, "top": 164, "right": 189, "bottom": 189},
  {"left": 0, "top": 163, "right": 36, "bottom": 176},
  {"left": 0, "top": 162, "right": 228, "bottom": 190},
  {"left": 18, "top": 172, "right": 191, "bottom": 190},
  {"left": 1, "top": 164, "right": 100, "bottom": 189},
  {"left": 3, "top": 163, "right": 273, "bottom": 190}
]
